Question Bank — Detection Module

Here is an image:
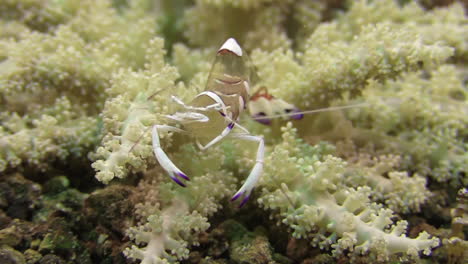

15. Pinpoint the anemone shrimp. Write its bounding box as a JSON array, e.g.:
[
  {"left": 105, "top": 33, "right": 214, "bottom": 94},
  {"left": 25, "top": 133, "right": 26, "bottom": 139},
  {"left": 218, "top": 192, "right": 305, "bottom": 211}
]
[{"left": 152, "top": 38, "right": 365, "bottom": 207}]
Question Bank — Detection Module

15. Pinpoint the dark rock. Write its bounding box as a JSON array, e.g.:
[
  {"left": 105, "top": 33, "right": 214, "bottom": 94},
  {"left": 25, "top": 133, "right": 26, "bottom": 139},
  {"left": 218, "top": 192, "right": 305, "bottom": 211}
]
[
  {"left": 0, "top": 174, "right": 41, "bottom": 220},
  {"left": 84, "top": 185, "right": 135, "bottom": 234},
  {"left": 38, "top": 254, "right": 65, "bottom": 264},
  {"left": 0, "top": 245, "right": 25, "bottom": 264}
]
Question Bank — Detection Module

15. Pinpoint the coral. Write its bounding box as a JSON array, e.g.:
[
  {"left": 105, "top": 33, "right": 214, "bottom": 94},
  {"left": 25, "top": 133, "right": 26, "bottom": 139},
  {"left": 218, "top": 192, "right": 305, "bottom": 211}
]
[
  {"left": 290, "top": 0, "right": 326, "bottom": 50},
  {"left": 183, "top": 1, "right": 293, "bottom": 51},
  {"left": 257, "top": 124, "right": 439, "bottom": 261},
  {"left": 253, "top": 23, "right": 454, "bottom": 109},
  {"left": 1, "top": 0, "right": 467, "bottom": 263},
  {"left": 0, "top": 98, "right": 100, "bottom": 172},
  {"left": 333, "top": 141, "right": 431, "bottom": 211},
  {"left": 90, "top": 39, "right": 187, "bottom": 183},
  {"left": 0, "top": 0, "right": 161, "bottom": 173},
  {"left": 449, "top": 188, "right": 468, "bottom": 239},
  {"left": 124, "top": 144, "right": 237, "bottom": 263},
  {"left": 443, "top": 188, "right": 468, "bottom": 264},
  {"left": 171, "top": 43, "right": 212, "bottom": 84},
  {"left": 196, "top": 0, "right": 277, "bottom": 10},
  {"left": 0, "top": 0, "right": 72, "bottom": 32},
  {"left": 349, "top": 65, "right": 468, "bottom": 186},
  {"left": 336, "top": 0, "right": 468, "bottom": 61},
  {"left": 123, "top": 173, "right": 230, "bottom": 263},
  {"left": 182, "top": 0, "right": 334, "bottom": 51},
  {"left": 375, "top": 170, "right": 430, "bottom": 214},
  {"left": 125, "top": 201, "right": 209, "bottom": 263}
]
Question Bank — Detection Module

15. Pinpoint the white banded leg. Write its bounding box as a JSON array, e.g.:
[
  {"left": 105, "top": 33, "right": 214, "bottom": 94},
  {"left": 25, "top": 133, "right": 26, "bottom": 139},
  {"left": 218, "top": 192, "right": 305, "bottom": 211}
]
[
  {"left": 166, "top": 112, "right": 209, "bottom": 124},
  {"left": 152, "top": 125, "right": 190, "bottom": 187},
  {"left": 219, "top": 112, "right": 250, "bottom": 134},
  {"left": 196, "top": 118, "right": 251, "bottom": 151},
  {"left": 195, "top": 114, "right": 249, "bottom": 151},
  {"left": 230, "top": 134, "right": 264, "bottom": 207},
  {"left": 231, "top": 122, "right": 249, "bottom": 134},
  {"left": 171, "top": 95, "right": 223, "bottom": 111},
  {"left": 171, "top": 94, "right": 250, "bottom": 133},
  {"left": 197, "top": 122, "right": 235, "bottom": 150}
]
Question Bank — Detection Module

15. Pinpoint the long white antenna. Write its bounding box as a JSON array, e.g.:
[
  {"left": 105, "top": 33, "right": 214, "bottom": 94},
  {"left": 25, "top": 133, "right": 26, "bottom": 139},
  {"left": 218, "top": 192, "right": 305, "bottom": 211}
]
[{"left": 252, "top": 102, "right": 369, "bottom": 120}]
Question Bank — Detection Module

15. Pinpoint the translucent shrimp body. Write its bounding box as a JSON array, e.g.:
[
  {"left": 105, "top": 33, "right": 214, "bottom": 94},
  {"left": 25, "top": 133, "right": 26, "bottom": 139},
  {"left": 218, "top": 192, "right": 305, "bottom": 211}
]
[{"left": 152, "top": 38, "right": 263, "bottom": 207}]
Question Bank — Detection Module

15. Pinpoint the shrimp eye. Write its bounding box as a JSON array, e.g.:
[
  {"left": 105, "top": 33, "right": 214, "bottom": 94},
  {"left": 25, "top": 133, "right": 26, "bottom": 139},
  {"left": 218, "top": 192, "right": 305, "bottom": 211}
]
[
  {"left": 252, "top": 112, "right": 271, "bottom": 125},
  {"left": 284, "top": 108, "right": 292, "bottom": 113}
]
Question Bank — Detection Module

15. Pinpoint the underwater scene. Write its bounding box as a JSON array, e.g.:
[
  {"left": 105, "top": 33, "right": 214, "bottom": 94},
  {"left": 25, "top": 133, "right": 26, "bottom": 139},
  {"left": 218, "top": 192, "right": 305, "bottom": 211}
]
[{"left": 0, "top": 0, "right": 467, "bottom": 263}]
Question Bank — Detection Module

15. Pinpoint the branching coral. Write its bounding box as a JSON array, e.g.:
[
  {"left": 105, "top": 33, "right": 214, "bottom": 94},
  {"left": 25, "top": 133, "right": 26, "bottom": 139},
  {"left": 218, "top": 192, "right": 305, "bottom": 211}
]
[
  {"left": 124, "top": 144, "right": 237, "bottom": 263},
  {"left": 1, "top": 0, "right": 467, "bottom": 263},
  {"left": 77, "top": 0, "right": 467, "bottom": 261},
  {"left": 1, "top": 27, "right": 109, "bottom": 114},
  {"left": 0, "top": 97, "right": 100, "bottom": 172},
  {"left": 257, "top": 124, "right": 439, "bottom": 261},
  {"left": 0, "top": 0, "right": 72, "bottom": 32},
  {"left": 182, "top": 0, "right": 335, "bottom": 51},
  {"left": 91, "top": 41, "right": 186, "bottom": 183},
  {"left": 348, "top": 65, "right": 468, "bottom": 186},
  {"left": 0, "top": 0, "right": 163, "bottom": 173},
  {"left": 290, "top": 0, "right": 326, "bottom": 49},
  {"left": 336, "top": 0, "right": 468, "bottom": 61},
  {"left": 253, "top": 22, "right": 454, "bottom": 109},
  {"left": 341, "top": 152, "right": 431, "bottom": 214},
  {"left": 443, "top": 188, "right": 468, "bottom": 264},
  {"left": 183, "top": 0, "right": 294, "bottom": 51},
  {"left": 125, "top": 200, "right": 209, "bottom": 263},
  {"left": 196, "top": 0, "right": 278, "bottom": 10},
  {"left": 170, "top": 43, "right": 213, "bottom": 89}
]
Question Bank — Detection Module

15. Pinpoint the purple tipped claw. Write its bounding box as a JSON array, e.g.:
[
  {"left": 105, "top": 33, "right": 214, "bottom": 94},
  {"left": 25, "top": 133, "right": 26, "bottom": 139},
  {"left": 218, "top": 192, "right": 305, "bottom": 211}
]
[
  {"left": 177, "top": 172, "right": 190, "bottom": 181},
  {"left": 171, "top": 176, "right": 186, "bottom": 187},
  {"left": 231, "top": 192, "right": 242, "bottom": 202},
  {"left": 238, "top": 195, "right": 250, "bottom": 208},
  {"left": 231, "top": 191, "right": 250, "bottom": 208},
  {"left": 170, "top": 171, "right": 189, "bottom": 187}
]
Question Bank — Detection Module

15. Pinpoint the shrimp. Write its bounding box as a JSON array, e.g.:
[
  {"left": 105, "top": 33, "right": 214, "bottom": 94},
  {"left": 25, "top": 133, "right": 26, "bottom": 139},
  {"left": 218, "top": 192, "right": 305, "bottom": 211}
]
[
  {"left": 152, "top": 38, "right": 263, "bottom": 207},
  {"left": 152, "top": 38, "right": 367, "bottom": 207}
]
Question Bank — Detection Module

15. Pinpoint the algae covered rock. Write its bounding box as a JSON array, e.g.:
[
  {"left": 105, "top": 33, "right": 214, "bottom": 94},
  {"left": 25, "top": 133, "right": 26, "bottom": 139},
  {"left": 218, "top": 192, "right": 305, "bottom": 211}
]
[
  {"left": 0, "top": 174, "right": 41, "bottom": 220},
  {"left": 0, "top": 245, "right": 25, "bottom": 264},
  {"left": 222, "top": 220, "right": 277, "bottom": 264},
  {"left": 84, "top": 184, "right": 136, "bottom": 234}
]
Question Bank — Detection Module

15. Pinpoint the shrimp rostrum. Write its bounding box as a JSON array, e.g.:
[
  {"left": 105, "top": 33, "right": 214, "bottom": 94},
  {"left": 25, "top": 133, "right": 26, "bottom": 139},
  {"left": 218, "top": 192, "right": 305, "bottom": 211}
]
[{"left": 152, "top": 38, "right": 263, "bottom": 207}]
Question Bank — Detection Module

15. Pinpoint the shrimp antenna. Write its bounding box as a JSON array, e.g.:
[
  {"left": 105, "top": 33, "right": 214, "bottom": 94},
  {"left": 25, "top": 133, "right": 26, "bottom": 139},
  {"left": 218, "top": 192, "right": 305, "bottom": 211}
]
[{"left": 252, "top": 102, "right": 368, "bottom": 121}]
